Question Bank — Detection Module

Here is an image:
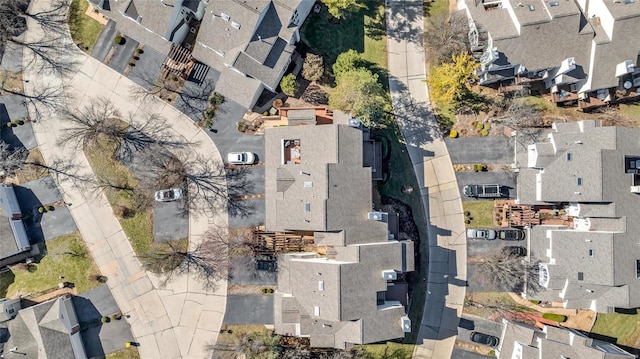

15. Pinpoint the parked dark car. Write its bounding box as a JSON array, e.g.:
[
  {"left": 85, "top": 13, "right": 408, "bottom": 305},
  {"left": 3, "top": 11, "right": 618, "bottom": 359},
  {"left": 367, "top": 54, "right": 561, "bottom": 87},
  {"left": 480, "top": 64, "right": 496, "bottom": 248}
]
[
  {"left": 501, "top": 246, "right": 527, "bottom": 257},
  {"left": 470, "top": 331, "right": 500, "bottom": 347},
  {"left": 499, "top": 229, "right": 525, "bottom": 241}
]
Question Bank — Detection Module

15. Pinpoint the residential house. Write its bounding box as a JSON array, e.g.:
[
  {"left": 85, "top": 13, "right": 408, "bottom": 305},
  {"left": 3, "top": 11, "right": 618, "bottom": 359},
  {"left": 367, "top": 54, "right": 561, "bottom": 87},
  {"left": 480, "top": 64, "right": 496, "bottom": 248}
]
[
  {"left": 518, "top": 120, "right": 640, "bottom": 312},
  {"left": 459, "top": 0, "right": 640, "bottom": 110},
  {"left": 497, "top": 319, "right": 634, "bottom": 358},
  {"left": 266, "top": 115, "right": 414, "bottom": 348},
  {"left": 90, "top": 0, "right": 315, "bottom": 109},
  {"left": 2, "top": 295, "right": 87, "bottom": 358},
  {"left": 0, "top": 184, "right": 36, "bottom": 267}
]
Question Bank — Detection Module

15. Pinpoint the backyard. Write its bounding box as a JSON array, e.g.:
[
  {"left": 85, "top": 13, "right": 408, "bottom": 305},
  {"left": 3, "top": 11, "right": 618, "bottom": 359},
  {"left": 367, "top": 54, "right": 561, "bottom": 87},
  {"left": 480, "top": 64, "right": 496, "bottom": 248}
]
[
  {"left": 591, "top": 309, "right": 640, "bottom": 348},
  {"left": 0, "top": 232, "right": 101, "bottom": 298}
]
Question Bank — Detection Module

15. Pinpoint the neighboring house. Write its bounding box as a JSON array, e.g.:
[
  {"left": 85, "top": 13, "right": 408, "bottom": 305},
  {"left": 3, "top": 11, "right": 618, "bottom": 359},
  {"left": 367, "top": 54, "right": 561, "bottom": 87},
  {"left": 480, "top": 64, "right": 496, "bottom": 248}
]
[
  {"left": 0, "top": 184, "right": 36, "bottom": 267},
  {"left": 459, "top": 0, "right": 640, "bottom": 110},
  {"left": 497, "top": 319, "right": 634, "bottom": 358},
  {"left": 2, "top": 295, "right": 87, "bottom": 358},
  {"left": 265, "top": 114, "right": 414, "bottom": 349},
  {"left": 517, "top": 120, "right": 640, "bottom": 312},
  {"left": 90, "top": 0, "right": 315, "bottom": 109},
  {"left": 0, "top": 297, "right": 21, "bottom": 322}
]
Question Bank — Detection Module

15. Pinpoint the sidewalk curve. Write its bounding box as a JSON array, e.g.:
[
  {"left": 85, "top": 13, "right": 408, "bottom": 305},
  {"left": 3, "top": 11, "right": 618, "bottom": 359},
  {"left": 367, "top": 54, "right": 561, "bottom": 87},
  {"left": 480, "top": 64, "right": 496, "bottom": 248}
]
[
  {"left": 385, "top": 1, "right": 467, "bottom": 358},
  {"left": 22, "top": 1, "right": 228, "bottom": 358}
]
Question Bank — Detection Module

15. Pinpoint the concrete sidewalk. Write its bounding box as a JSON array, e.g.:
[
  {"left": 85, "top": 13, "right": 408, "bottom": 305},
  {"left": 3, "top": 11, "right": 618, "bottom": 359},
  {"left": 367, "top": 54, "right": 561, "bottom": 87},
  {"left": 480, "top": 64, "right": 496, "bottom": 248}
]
[
  {"left": 23, "top": 1, "right": 227, "bottom": 358},
  {"left": 385, "top": 1, "right": 467, "bottom": 358}
]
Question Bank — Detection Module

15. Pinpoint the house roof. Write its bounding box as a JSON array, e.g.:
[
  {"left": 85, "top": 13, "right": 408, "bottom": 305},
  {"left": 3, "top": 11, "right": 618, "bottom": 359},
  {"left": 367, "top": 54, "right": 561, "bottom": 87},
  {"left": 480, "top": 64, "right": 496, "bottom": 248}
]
[
  {"left": 119, "top": 0, "right": 174, "bottom": 37},
  {"left": 264, "top": 124, "right": 388, "bottom": 245},
  {"left": 276, "top": 241, "right": 407, "bottom": 348},
  {"left": 4, "top": 295, "right": 86, "bottom": 358},
  {"left": 499, "top": 321, "right": 634, "bottom": 359},
  {"left": 0, "top": 185, "right": 30, "bottom": 261},
  {"left": 519, "top": 121, "right": 640, "bottom": 309}
]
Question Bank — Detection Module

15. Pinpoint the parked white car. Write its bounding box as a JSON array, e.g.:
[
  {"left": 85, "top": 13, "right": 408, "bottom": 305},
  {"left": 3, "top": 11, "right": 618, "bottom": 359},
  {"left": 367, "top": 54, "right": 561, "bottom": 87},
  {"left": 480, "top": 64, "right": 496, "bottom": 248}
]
[
  {"left": 227, "top": 152, "right": 256, "bottom": 165},
  {"left": 154, "top": 188, "right": 183, "bottom": 202},
  {"left": 466, "top": 228, "right": 497, "bottom": 240}
]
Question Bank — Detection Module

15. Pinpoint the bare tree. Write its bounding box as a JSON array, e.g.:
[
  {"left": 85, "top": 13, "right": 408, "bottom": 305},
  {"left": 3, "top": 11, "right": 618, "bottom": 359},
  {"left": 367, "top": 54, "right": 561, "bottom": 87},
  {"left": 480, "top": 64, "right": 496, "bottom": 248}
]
[
  {"left": 139, "top": 229, "right": 229, "bottom": 290},
  {"left": 129, "top": 69, "right": 214, "bottom": 119},
  {"left": 138, "top": 151, "right": 254, "bottom": 217},
  {"left": 0, "top": 75, "right": 65, "bottom": 116},
  {"left": 208, "top": 330, "right": 281, "bottom": 359},
  {"left": 424, "top": 12, "right": 469, "bottom": 65},
  {"left": 0, "top": 0, "right": 78, "bottom": 76},
  {"left": 58, "top": 98, "right": 191, "bottom": 159},
  {"left": 493, "top": 92, "right": 548, "bottom": 143},
  {"left": 474, "top": 252, "right": 541, "bottom": 294}
]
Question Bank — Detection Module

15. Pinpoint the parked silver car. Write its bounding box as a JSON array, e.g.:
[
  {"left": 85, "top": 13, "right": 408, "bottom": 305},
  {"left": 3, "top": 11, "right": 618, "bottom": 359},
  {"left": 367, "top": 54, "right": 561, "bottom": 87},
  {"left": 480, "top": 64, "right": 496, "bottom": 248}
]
[{"left": 154, "top": 188, "right": 183, "bottom": 202}]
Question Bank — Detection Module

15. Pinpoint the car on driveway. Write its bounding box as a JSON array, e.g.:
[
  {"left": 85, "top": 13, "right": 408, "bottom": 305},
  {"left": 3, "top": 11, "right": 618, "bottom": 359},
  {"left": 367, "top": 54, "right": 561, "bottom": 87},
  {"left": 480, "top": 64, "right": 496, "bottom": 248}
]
[
  {"left": 499, "top": 229, "right": 525, "bottom": 240},
  {"left": 154, "top": 188, "right": 183, "bottom": 202},
  {"left": 470, "top": 331, "right": 500, "bottom": 347},
  {"left": 501, "top": 246, "right": 527, "bottom": 257},
  {"left": 227, "top": 151, "right": 256, "bottom": 165},
  {"left": 467, "top": 228, "right": 497, "bottom": 240}
]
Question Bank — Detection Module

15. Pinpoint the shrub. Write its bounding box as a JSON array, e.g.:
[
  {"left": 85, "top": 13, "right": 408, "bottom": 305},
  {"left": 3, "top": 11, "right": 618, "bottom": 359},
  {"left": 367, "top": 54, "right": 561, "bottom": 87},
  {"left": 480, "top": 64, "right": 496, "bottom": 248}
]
[
  {"left": 114, "top": 35, "right": 124, "bottom": 45},
  {"left": 470, "top": 121, "right": 477, "bottom": 127},
  {"left": 37, "top": 206, "right": 45, "bottom": 214},
  {"left": 136, "top": 48, "right": 144, "bottom": 54},
  {"left": 47, "top": 205, "right": 55, "bottom": 211},
  {"left": 227, "top": 329, "right": 233, "bottom": 334},
  {"left": 476, "top": 122, "right": 484, "bottom": 131},
  {"left": 542, "top": 313, "right": 567, "bottom": 322},
  {"left": 204, "top": 108, "right": 216, "bottom": 120},
  {"left": 17, "top": 120, "right": 24, "bottom": 125},
  {"left": 449, "top": 129, "right": 458, "bottom": 138},
  {"left": 484, "top": 123, "right": 491, "bottom": 130},
  {"left": 101, "top": 316, "right": 109, "bottom": 323},
  {"left": 268, "top": 288, "right": 275, "bottom": 293},
  {"left": 209, "top": 92, "right": 225, "bottom": 106},
  {"left": 129, "top": 62, "right": 136, "bottom": 67},
  {"left": 261, "top": 288, "right": 268, "bottom": 293},
  {"left": 480, "top": 129, "right": 489, "bottom": 136},
  {"left": 272, "top": 99, "right": 284, "bottom": 108},
  {"left": 112, "top": 313, "right": 122, "bottom": 320},
  {"left": 132, "top": 56, "right": 140, "bottom": 61},
  {"left": 529, "top": 299, "right": 542, "bottom": 305},
  {"left": 465, "top": 219, "right": 470, "bottom": 224},
  {"left": 10, "top": 123, "right": 17, "bottom": 127},
  {"left": 263, "top": 111, "right": 269, "bottom": 116},
  {"left": 473, "top": 164, "right": 480, "bottom": 172},
  {"left": 464, "top": 211, "right": 470, "bottom": 216},
  {"left": 6, "top": 122, "right": 11, "bottom": 127},
  {"left": 279, "top": 73, "right": 298, "bottom": 96}
]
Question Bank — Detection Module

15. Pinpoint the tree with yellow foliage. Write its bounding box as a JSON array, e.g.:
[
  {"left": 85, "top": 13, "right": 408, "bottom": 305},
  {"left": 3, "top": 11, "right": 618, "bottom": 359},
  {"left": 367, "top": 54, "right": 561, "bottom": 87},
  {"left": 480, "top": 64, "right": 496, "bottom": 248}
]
[{"left": 427, "top": 53, "right": 479, "bottom": 106}]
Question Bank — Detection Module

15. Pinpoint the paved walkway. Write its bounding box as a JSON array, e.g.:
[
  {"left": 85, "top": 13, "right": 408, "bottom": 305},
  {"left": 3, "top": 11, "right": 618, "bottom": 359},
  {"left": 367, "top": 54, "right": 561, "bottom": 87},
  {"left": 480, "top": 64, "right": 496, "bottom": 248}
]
[
  {"left": 385, "top": 1, "right": 467, "bottom": 358},
  {"left": 23, "top": 1, "right": 227, "bottom": 358}
]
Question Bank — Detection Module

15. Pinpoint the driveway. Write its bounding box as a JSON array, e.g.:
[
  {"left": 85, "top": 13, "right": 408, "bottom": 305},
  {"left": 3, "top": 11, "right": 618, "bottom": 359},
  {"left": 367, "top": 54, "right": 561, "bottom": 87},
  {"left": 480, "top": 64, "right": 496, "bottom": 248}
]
[
  {"left": 1, "top": 95, "right": 37, "bottom": 150},
  {"left": 128, "top": 46, "right": 165, "bottom": 91},
  {"left": 452, "top": 348, "right": 495, "bottom": 359},
  {"left": 228, "top": 256, "right": 277, "bottom": 286},
  {"left": 457, "top": 314, "right": 504, "bottom": 346},
  {"left": 91, "top": 19, "right": 117, "bottom": 63},
  {"left": 222, "top": 295, "right": 274, "bottom": 325},
  {"left": 153, "top": 201, "right": 188, "bottom": 242},
  {"left": 108, "top": 36, "right": 139, "bottom": 74},
  {"left": 0, "top": 38, "right": 23, "bottom": 71},
  {"left": 456, "top": 171, "right": 518, "bottom": 201},
  {"left": 73, "top": 285, "right": 135, "bottom": 357},
  {"left": 445, "top": 137, "right": 515, "bottom": 165},
  {"left": 14, "top": 177, "right": 78, "bottom": 243}
]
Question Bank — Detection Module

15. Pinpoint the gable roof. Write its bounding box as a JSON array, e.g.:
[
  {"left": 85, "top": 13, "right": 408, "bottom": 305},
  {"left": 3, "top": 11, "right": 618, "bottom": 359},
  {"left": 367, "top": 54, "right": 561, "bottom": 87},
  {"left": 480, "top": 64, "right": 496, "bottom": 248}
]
[{"left": 4, "top": 295, "right": 86, "bottom": 358}]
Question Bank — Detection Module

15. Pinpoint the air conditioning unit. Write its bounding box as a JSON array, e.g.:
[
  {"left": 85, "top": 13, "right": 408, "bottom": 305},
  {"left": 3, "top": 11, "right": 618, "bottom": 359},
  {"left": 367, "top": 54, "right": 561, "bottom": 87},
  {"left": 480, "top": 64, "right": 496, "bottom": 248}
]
[
  {"left": 401, "top": 316, "right": 411, "bottom": 332},
  {"left": 368, "top": 211, "right": 388, "bottom": 222},
  {"left": 382, "top": 270, "right": 397, "bottom": 280},
  {"left": 348, "top": 118, "right": 361, "bottom": 128}
]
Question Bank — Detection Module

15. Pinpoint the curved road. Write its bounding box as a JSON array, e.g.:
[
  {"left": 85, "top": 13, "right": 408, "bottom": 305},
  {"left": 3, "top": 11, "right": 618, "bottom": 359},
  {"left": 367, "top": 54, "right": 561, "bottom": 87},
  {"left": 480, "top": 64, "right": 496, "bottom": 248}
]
[
  {"left": 23, "top": 1, "right": 227, "bottom": 358},
  {"left": 386, "top": 1, "right": 467, "bottom": 358}
]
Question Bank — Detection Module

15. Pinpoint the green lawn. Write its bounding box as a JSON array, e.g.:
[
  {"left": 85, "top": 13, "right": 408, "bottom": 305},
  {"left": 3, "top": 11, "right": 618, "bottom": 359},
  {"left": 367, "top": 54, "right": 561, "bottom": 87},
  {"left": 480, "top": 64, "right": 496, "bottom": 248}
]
[
  {"left": 463, "top": 201, "right": 494, "bottom": 228},
  {"left": 620, "top": 102, "right": 640, "bottom": 119},
  {"left": 69, "top": 0, "right": 104, "bottom": 54},
  {"left": 591, "top": 309, "right": 640, "bottom": 348},
  {"left": 301, "top": 3, "right": 387, "bottom": 74},
  {"left": 357, "top": 342, "right": 414, "bottom": 359},
  {"left": 106, "top": 347, "right": 140, "bottom": 359},
  {"left": 0, "top": 233, "right": 100, "bottom": 298},
  {"left": 84, "top": 135, "right": 154, "bottom": 254},
  {"left": 424, "top": 0, "right": 450, "bottom": 18}
]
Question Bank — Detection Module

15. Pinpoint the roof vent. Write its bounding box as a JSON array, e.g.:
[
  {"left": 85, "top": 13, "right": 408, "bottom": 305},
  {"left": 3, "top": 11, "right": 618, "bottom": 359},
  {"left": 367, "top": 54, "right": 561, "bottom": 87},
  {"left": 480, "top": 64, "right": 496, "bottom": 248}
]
[
  {"left": 528, "top": 4, "right": 535, "bottom": 10},
  {"left": 220, "top": 12, "right": 230, "bottom": 21},
  {"left": 231, "top": 21, "right": 241, "bottom": 29},
  {"left": 382, "top": 270, "right": 397, "bottom": 280},
  {"left": 549, "top": 1, "right": 559, "bottom": 5},
  {"left": 368, "top": 212, "right": 389, "bottom": 222}
]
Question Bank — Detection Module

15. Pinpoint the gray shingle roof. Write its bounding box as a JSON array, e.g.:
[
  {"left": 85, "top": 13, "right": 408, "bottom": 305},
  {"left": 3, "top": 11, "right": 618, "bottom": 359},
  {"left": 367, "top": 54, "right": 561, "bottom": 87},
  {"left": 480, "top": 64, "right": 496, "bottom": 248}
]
[{"left": 0, "top": 185, "right": 30, "bottom": 261}]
